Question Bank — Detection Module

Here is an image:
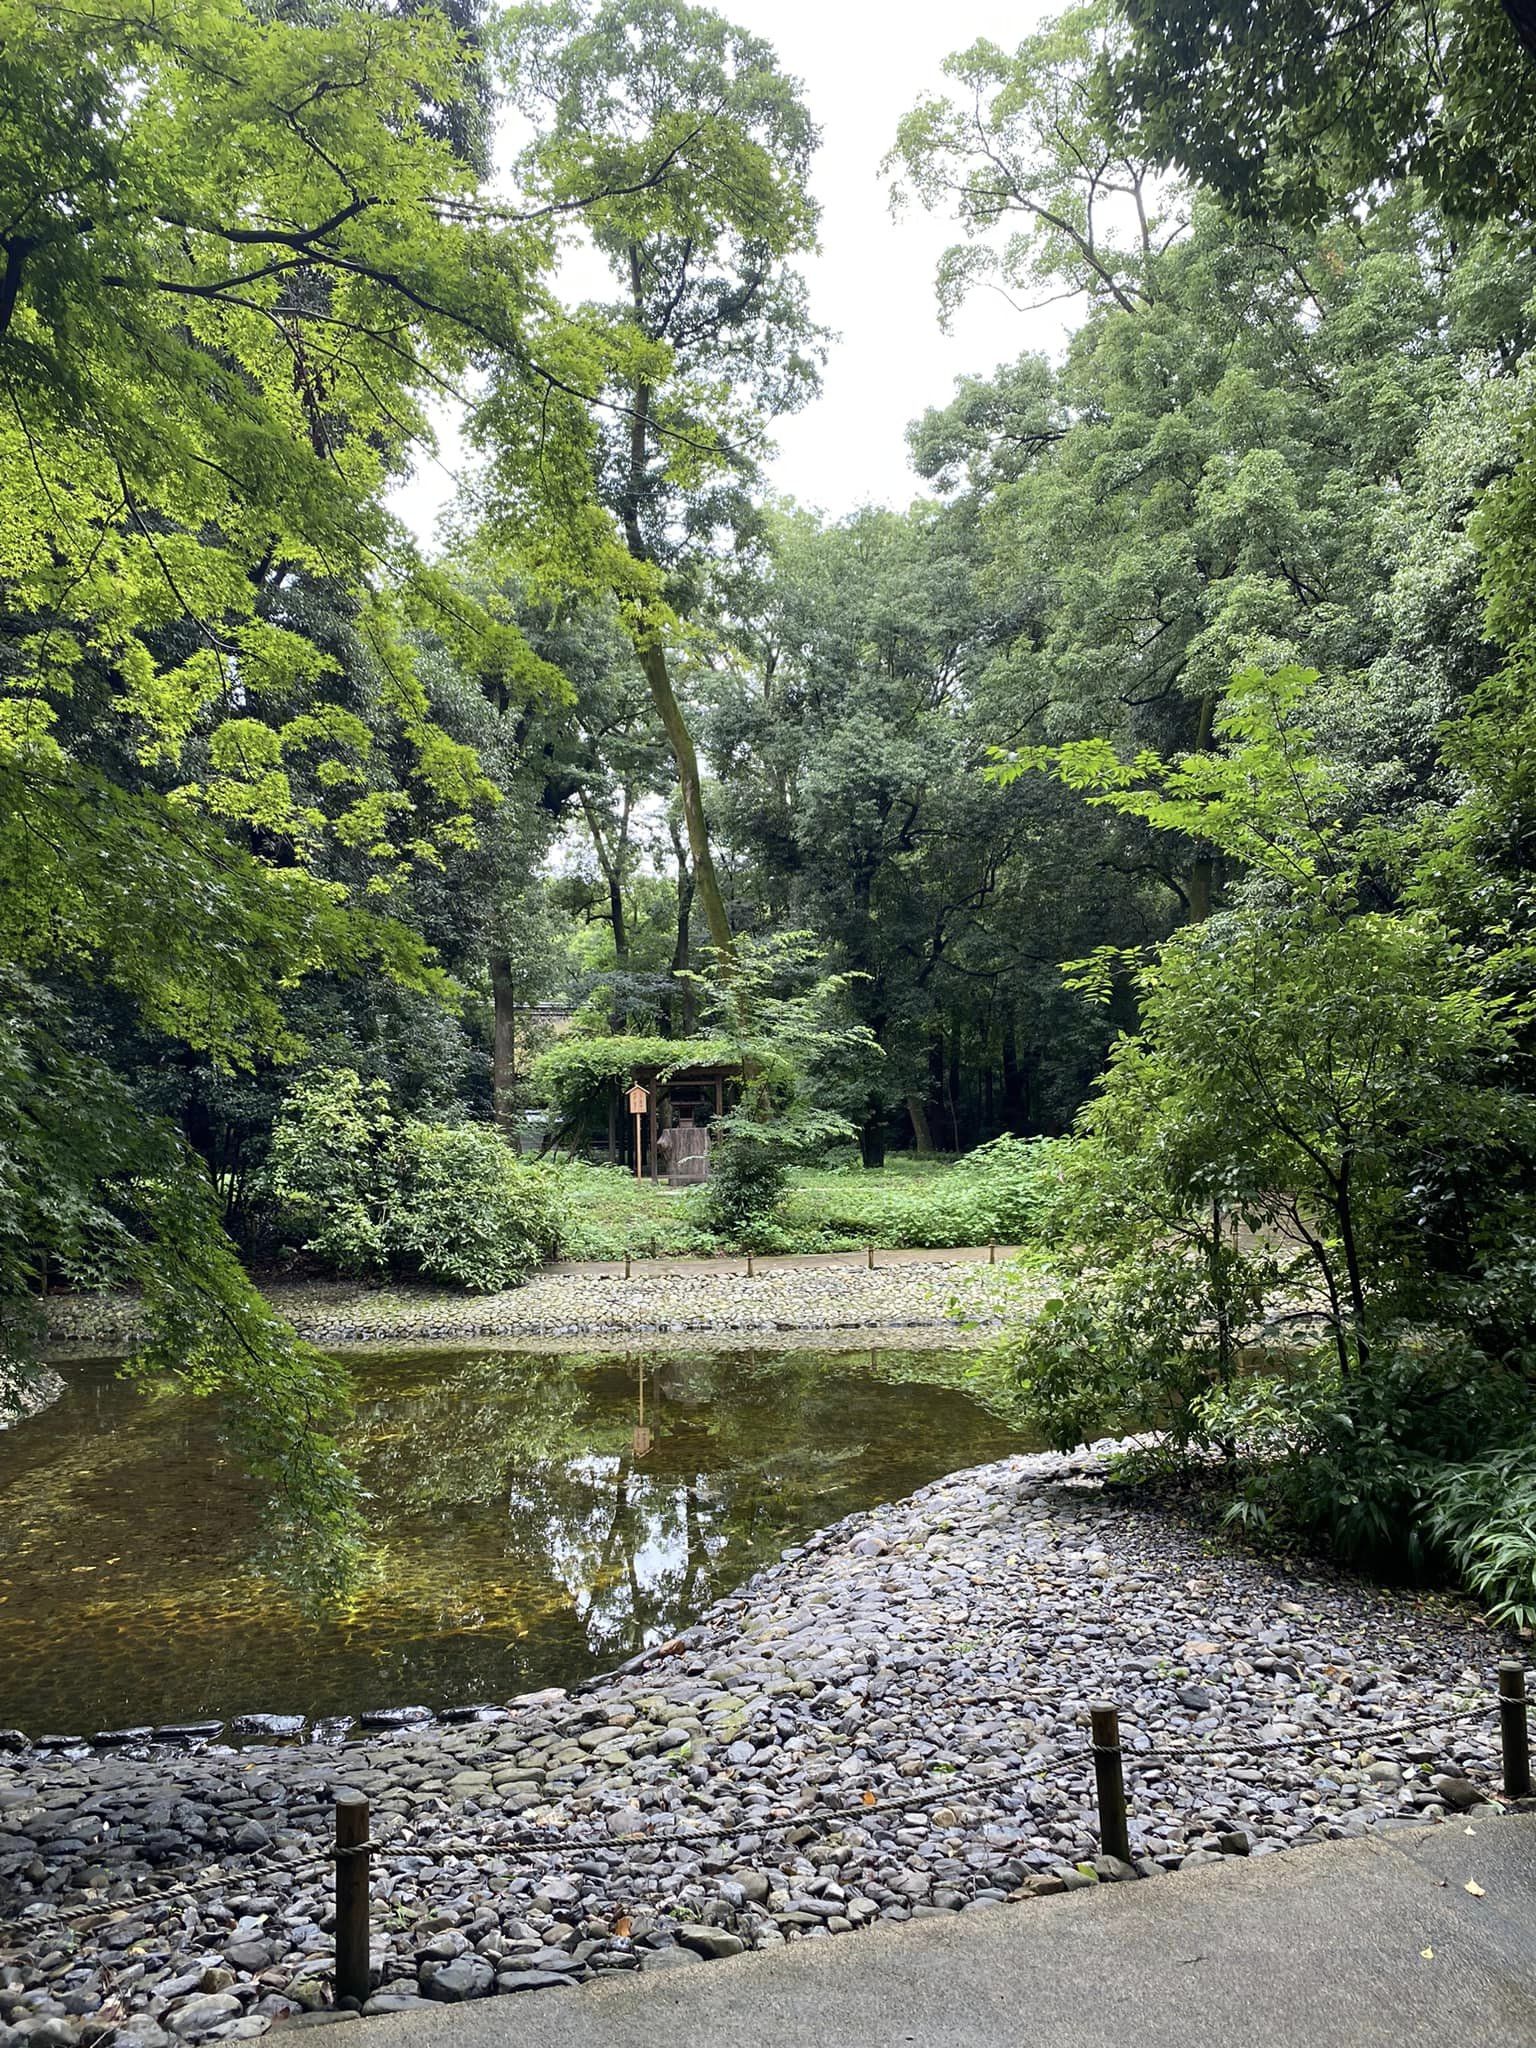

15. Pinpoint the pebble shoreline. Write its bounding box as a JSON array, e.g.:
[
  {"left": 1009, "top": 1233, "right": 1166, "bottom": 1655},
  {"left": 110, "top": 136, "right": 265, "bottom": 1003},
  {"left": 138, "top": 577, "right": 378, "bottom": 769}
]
[
  {"left": 38, "top": 1263, "right": 1017, "bottom": 1351},
  {"left": 0, "top": 1444, "right": 1507, "bottom": 2044}
]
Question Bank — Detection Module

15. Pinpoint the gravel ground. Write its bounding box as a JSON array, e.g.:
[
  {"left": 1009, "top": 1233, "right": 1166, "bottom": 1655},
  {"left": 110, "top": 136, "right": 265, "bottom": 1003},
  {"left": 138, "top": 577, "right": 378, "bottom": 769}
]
[
  {"left": 0, "top": 1445, "right": 1508, "bottom": 2044},
  {"left": 39, "top": 1262, "right": 1019, "bottom": 1351}
]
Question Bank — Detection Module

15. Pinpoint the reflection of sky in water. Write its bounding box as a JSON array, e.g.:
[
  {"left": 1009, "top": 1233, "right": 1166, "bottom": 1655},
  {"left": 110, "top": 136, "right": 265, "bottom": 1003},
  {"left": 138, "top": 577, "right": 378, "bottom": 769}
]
[{"left": 0, "top": 1345, "right": 1029, "bottom": 1733}]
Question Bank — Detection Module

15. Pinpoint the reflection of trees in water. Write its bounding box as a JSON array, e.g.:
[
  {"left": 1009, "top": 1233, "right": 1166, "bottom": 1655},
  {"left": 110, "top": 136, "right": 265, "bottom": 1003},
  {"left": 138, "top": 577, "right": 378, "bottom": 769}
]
[
  {"left": 3, "top": 1344, "right": 1022, "bottom": 1728},
  {"left": 348, "top": 1350, "right": 879, "bottom": 1662}
]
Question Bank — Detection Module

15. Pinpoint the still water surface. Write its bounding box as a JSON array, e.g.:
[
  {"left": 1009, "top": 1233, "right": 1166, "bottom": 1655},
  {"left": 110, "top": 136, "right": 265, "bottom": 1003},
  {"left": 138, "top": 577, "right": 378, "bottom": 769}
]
[{"left": 0, "top": 1342, "right": 1028, "bottom": 1735}]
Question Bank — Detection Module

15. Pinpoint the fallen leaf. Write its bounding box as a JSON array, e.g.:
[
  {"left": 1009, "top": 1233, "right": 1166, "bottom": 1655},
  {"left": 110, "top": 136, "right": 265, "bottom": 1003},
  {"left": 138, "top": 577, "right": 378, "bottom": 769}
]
[
  {"left": 1465, "top": 1880, "right": 1486, "bottom": 1897},
  {"left": 1420, "top": 1948, "right": 1434, "bottom": 1961},
  {"left": 862, "top": 1791, "right": 877, "bottom": 1807}
]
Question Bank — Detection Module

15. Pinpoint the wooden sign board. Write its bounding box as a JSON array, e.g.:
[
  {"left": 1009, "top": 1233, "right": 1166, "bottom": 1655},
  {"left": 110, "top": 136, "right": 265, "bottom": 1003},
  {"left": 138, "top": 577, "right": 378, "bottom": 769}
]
[{"left": 626, "top": 1084, "right": 649, "bottom": 1115}]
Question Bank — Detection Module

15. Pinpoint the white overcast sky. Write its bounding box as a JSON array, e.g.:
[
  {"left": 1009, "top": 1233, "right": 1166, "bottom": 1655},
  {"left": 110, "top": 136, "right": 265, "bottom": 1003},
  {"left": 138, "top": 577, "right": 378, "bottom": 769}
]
[{"left": 390, "top": 0, "right": 1066, "bottom": 547}]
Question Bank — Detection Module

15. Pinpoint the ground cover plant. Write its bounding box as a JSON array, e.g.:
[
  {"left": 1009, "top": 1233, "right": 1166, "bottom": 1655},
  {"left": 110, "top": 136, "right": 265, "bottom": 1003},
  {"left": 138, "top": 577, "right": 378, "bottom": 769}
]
[{"left": 550, "top": 1141, "right": 1059, "bottom": 1259}]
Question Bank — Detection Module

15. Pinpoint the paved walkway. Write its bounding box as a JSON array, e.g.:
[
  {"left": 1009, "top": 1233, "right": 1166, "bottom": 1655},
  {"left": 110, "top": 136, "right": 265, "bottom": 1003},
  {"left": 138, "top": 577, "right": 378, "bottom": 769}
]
[
  {"left": 544, "top": 1244, "right": 1021, "bottom": 1277},
  {"left": 360, "top": 1814, "right": 1536, "bottom": 2048}
]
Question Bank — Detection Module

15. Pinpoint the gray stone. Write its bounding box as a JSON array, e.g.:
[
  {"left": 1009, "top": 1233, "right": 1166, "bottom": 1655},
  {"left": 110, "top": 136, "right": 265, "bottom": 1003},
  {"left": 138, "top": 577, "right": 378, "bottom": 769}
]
[
  {"left": 673, "top": 1927, "right": 745, "bottom": 1960},
  {"left": 114, "top": 2022, "right": 169, "bottom": 2048},
  {"left": 419, "top": 1960, "right": 494, "bottom": 2003},
  {"left": 221, "top": 1946, "right": 272, "bottom": 1974},
  {"left": 166, "top": 1997, "right": 242, "bottom": 2039},
  {"left": 1430, "top": 1776, "right": 1485, "bottom": 1812}
]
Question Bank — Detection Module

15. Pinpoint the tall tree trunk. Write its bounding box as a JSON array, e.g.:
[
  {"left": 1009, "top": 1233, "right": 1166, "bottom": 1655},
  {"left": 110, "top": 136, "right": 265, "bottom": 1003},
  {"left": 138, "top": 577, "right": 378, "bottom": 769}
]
[
  {"left": 1188, "top": 856, "right": 1213, "bottom": 922},
  {"left": 668, "top": 818, "right": 696, "bottom": 1034},
  {"left": 925, "top": 1032, "right": 946, "bottom": 1153},
  {"left": 491, "top": 950, "right": 519, "bottom": 1149},
  {"left": 630, "top": 625, "right": 731, "bottom": 962},
  {"left": 1188, "top": 693, "right": 1217, "bottom": 921},
  {"left": 618, "top": 285, "right": 733, "bottom": 966},
  {"left": 576, "top": 790, "right": 630, "bottom": 960},
  {"left": 1335, "top": 1152, "right": 1370, "bottom": 1372},
  {"left": 860, "top": 1099, "right": 887, "bottom": 1169},
  {"left": 577, "top": 787, "right": 631, "bottom": 1029},
  {"left": 907, "top": 1093, "right": 935, "bottom": 1155},
  {"left": 1001, "top": 1024, "right": 1025, "bottom": 1133}
]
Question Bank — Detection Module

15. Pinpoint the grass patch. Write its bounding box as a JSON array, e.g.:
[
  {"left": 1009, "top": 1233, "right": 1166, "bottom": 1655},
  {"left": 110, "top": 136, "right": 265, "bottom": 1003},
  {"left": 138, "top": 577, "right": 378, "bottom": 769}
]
[{"left": 550, "top": 1141, "right": 1059, "bottom": 1260}]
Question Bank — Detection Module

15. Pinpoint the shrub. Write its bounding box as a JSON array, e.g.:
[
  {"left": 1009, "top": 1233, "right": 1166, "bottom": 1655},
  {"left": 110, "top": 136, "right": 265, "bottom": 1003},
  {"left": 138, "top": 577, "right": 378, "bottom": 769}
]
[
  {"left": 1426, "top": 1441, "right": 1536, "bottom": 1629},
  {"left": 950, "top": 1135, "right": 1059, "bottom": 1242},
  {"left": 265, "top": 1067, "right": 563, "bottom": 1289},
  {"left": 701, "top": 1135, "right": 791, "bottom": 1244},
  {"left": 393, "top": 1122, "right": 565, "bottom": 1291},
  {"left": 265, "top": 1068, "right": 395, "bottom": 1276}
]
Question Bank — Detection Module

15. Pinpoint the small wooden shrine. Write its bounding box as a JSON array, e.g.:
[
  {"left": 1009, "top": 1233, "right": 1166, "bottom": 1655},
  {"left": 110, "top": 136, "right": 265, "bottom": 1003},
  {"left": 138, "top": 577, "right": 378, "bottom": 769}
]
[{"left": 618, "top": 1055, "right": 737, "bottom": 1184}]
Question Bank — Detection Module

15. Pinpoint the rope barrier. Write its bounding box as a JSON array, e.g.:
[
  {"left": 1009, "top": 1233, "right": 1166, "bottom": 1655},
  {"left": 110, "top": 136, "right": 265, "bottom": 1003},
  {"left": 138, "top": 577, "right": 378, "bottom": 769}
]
[{"left": 0, "top": 1681, "right": 1505, "bottom": 1947}]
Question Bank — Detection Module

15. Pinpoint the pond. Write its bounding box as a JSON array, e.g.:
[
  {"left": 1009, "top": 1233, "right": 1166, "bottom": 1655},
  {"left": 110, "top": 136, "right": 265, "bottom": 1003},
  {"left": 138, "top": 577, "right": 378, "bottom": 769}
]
[{"left": 0, "top": 1339, "right": 1030, "bottom": 1737}]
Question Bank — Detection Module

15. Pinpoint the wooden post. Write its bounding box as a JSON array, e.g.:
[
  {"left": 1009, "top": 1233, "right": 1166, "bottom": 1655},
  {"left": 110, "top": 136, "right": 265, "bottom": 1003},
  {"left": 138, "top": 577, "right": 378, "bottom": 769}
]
[
  {"left": 624, "top": 1252, "right": 632, "bottom": 1280},
  {"left": 627, "top": 1084, "right": 649, "bottom": 1182},
  {"left": 746, "top": 1250, "right": 754, "bottom": 1278},
  {"left": 866, "top": 1244, "right": 875, "bottom": 1270},
  {"left": 988, "top": 1241, "right": 997, "bottom": 1265},
  {"left": 649, "top": 1089, "right": 658, "bottom": 1185},
  {"left": 333, "top": 1790, "right": 370, "bottom": 2009},
  {"left": 1090, "top": 1702, "right": 1130, "bottom": 1863},
  {"left": 1500, "top": 1661, "right": 1532, "bottom": 1798}
]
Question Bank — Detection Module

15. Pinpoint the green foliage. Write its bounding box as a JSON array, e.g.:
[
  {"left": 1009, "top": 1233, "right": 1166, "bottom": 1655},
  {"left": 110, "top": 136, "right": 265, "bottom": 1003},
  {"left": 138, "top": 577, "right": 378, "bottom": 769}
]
[
  {"left": 699, "top": 1137, "right": 791, "bottom": 1245},
  {"left": 547, "top": 1145, "right": 1056, "bottom": 1258},
  {"left": 479, "top": 0, "right": 827, "bottom": 959},
  {"left": 265, "top": 1070, "right": 398, "bottom": 1278},
  {"left": 1426, "top": 1443, "right": 1536, "bottom": 1630},
  {"left": 0, "top": 0, "right": 556, "bottom": 837},
  {"left": 686, "top": 931, "right": 882, "bottom": 1236},
  {"left": 783, "top": 1139, "right": 1062, "bottom": 1250},
  {"left": 548, "top": 1162, "right": 719, "bottom": 1259},
  {"left": 1193, "top": 1333, "right": 1528, "bottom": 1574},
  {"left": 0, "top": 0, "right": 586, "bottom": 1545},
  {"left": 890, "top": 0, "right": 1536, "bottom": 1626},
  {"left": 392, "top": 1120, "right": 566, "bottom": 1289},
  {"left": 887, "top": 2, "right": 1174, "bottom": 323},
  {"left": 985, "top": 664, "right": 1536, "bottom": 1602},
  {"left": 0, "top": 974, "right": 360, "bottom": 1581},
  {"left": 530, "top": 1034, "right": 745, "bottom": 1121},
  {"left": 1115, "top": 0, "right": 1536, "bottom": 227},
  {"left": 266, "top": 1068, "right": 563, "bottom": 1290},
  {"left": 488, "top": 0, "right": 823, "bottom": 571}
]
